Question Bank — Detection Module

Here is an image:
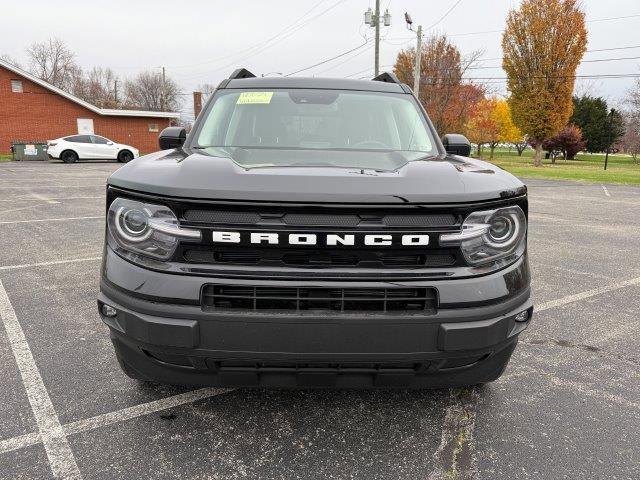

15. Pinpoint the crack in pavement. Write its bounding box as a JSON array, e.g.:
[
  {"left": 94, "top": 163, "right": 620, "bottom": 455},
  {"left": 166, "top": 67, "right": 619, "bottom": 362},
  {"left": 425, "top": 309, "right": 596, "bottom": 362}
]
[{"left": 427, "top": 387, "right": 479, "bottom": 480}]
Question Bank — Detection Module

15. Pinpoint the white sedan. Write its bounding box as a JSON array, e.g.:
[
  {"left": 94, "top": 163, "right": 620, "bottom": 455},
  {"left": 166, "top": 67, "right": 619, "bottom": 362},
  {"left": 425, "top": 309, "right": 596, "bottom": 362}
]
[{"left": 46, "top": 135, "right": 140, "bottom": 163}]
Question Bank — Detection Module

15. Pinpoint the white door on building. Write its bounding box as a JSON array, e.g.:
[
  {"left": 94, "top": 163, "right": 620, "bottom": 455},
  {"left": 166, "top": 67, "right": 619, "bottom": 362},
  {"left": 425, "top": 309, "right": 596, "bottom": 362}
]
[{"left": 77, "top": 118, "right": 94, "bottom": 135}]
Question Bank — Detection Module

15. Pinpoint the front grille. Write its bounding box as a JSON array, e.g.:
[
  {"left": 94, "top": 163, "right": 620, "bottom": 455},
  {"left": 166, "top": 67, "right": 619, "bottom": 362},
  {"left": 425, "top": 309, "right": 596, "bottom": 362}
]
[
  {"left": 183, "top": 248, "right": 457, "bottom": 268},
  {"left": 202, "top": 285, "right": 438, "bottom": 313},
  {"left": 183, "top": 209, "right": 457, "bottom": 227},
  {"left": 179, "top": 205, "right": 462, "bottom": 271}
]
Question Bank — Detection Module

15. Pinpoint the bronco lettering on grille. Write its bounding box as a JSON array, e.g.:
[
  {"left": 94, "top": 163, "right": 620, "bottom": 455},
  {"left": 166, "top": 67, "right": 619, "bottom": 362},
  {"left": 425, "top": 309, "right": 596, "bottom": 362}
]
[{"left": 211, "top": 231, "right": 429, "bottom": 247}]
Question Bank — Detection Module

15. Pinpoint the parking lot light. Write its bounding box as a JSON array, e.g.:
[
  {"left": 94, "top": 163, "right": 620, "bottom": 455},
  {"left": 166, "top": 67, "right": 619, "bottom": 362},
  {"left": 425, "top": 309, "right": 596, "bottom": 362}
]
[
  {"left": 101, "top": 304, "right": 117, "bottom": 318},
  {"left": 514, "top": 310, "right": 529, "bottom": 322}
]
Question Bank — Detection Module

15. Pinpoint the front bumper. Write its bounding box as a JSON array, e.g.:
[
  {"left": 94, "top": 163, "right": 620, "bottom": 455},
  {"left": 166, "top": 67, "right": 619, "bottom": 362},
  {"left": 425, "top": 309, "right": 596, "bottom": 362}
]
[{"left": 99, "top": 248, "right": 532, "bottom": 388}]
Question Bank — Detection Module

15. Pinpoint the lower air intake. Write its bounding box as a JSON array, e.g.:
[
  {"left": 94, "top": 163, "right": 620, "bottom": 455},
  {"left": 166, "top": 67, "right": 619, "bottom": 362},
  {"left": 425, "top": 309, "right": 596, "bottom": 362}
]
[{"left": 202, "top": 285, "right": 437, "bottom": 313}]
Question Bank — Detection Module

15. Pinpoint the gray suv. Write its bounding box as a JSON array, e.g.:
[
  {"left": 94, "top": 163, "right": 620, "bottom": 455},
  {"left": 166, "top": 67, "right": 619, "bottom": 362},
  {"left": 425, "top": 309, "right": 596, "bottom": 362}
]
[{"left": 98, "top": 69, "right": 532, "bottom": 388}]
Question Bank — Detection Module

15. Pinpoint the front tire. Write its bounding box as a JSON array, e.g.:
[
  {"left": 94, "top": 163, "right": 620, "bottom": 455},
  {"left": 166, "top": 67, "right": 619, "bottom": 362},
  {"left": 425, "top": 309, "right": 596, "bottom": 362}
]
[
  {"left": 117, "top": 150, "right": 134, "bottom": 163},
  {"left": 60, "top": 150, "right": 78, "bottom": 163}
]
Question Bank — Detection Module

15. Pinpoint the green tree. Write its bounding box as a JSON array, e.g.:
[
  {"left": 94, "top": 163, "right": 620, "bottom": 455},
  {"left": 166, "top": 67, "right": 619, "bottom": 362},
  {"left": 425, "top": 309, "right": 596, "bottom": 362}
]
[{"left": 571, "top": 95, "right": 624, "bottom": 152}]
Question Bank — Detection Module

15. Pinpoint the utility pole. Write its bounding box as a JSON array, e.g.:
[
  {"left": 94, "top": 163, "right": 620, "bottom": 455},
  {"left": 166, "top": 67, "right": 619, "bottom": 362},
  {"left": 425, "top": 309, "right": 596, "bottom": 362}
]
[
  {"left": 374, "top": 0, "right": 380, "bottom": 77},
  {"left": 364, "top": 2, "right": 391, "bottom": 77},
  {"left": 113, "top": 79, "right": 119, "bottom": 106},
  {"left": 405, "top": 13, "right": 422, "bottom": 96}
]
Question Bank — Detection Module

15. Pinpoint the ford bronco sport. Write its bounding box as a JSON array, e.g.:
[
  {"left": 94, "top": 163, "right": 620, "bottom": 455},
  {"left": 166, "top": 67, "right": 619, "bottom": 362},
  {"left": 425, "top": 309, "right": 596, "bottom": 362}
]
[{"left": 98, "top": 69, "right": 532, "bottom": 388}]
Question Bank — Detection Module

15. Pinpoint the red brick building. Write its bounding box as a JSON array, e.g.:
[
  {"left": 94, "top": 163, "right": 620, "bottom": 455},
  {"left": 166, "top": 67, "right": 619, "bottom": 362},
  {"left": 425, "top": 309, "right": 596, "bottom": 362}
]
[{"left": 0, "top": 59, "right": 179, "bottom": 154}]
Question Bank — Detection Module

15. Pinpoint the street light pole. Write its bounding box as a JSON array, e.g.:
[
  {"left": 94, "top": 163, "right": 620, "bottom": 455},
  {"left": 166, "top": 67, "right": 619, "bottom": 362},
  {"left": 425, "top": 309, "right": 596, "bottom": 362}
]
[
  {"left": 604, "top": 108, "right": 614, "bottom": 171},
  {"left": 161, "top": 66, "right": 166, "bottom": 111},
  {"left": 405, "top": 13, "right": 422, "bottom": 96},
  {"left": 413, "top": 25, "right": 423, "bottom": 95}
]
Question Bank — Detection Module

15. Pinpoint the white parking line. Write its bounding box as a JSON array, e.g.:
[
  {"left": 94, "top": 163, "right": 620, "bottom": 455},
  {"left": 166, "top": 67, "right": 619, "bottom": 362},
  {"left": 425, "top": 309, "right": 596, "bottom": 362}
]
[
  {"left": 0, "top": 257, "right": 101, "bottom": 272},
  {"left": 0, "top": 196, "right": 103, "bottom": 203},
  {"left": 0, "top": 280, "right": 82, "bottom": 479},
  {"left": 0, "top": 216, "right": 103, "bottom": 225},
  {"left": 0, "top": 185, "right": 104, "bottom": 190},
  {"left": 27, "top": 192, "right": 61, "bottom": 204},
  {"left": 0, "top": 432, "right": 41, "bottom": 455},
  {"left": 0, "top": 389, "right": 231, "bottom": 455},
  {"left": 0, "top": 203, "right": 48, "bottom": 215},
  {"left": 64, "top": 387, "right": 231, "bottom": 436},
  {"left": 536, "top": 275, "right": 640, "bottom": 313},
  {"left": 426, "top": 273, "right": 640, "bottom": 480},
  {"left": 1, "top": 271, "right": 639, "bottom": 473},
  {"left": 602, "top": 185, "right": 611, "bottom": 197}
]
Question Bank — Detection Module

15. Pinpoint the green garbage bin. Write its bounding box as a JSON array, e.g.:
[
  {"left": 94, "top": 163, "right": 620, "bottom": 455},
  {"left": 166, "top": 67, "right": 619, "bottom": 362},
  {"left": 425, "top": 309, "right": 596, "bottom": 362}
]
[{"left": 11, "top": 141, "right": 49, "bottom": 161}]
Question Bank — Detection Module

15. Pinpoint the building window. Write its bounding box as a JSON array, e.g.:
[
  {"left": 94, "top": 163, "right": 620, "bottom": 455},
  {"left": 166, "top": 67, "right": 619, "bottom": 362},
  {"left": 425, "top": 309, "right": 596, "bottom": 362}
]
[
  {"left": 148, "top": 123, "right": 159, "bottom": 132},
  {"left": 11, "top": 80, "right": 23, "bottom": 93}
]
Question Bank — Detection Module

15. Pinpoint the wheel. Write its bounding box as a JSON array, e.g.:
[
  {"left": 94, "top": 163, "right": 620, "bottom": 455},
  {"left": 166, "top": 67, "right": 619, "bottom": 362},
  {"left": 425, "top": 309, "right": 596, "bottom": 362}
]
[
  {"left": 117, "top": 150, "right": 134, "bottom": 163},
  {"left": 60, "top": 150, "right": 78, "bottom": 163}
]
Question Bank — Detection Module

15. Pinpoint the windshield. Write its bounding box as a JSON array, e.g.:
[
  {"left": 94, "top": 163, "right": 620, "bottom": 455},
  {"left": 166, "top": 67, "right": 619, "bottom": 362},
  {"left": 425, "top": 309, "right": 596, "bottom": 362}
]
[{"left": 193, "top": 88, "right": 437, "bottom": 170}]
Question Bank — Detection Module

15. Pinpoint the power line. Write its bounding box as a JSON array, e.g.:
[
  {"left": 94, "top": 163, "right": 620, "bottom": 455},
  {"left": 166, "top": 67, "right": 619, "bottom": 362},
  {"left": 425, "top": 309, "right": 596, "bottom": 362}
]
[
  {"left": 425, "top": 0, "right": 464, "bottom": 31},
  {"left": 587, "top": 13, "right": 640, "bottom": 22},
  {"left": 467, "top": 55, "right": 640, "bottom": 70},
  {"left": 175, "top": 0, "right": 348, "bottom": 80},
  {"left": 384, "top": 12, "right": 640, "bottom": 43},
  {"left": 170, "top": 0, "right": 330, "bottom": 70},
  {"left": 344, "top": 64, "right": 394, "bottom": 78},
  {"left": 315, "top": 43, "right": 375, "bottom": 75},
  {"left": 460, "top": 73, "right": 640, "bottom": 81},
  {"left": 472, "top": 44, "right": 640, "bottom": 62},
  {"left": 284, "top": 41, "right": 371, "bottom": 77},
  {"left": 587, "top": 44, "right": 640, "bottom": 53}
]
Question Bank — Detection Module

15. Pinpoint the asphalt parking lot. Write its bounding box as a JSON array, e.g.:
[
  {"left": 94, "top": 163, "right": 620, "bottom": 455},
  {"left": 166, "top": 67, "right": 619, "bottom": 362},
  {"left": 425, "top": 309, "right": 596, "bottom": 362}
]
[{"left": 0, "top": 160, "right": 638, "bottom": 480}]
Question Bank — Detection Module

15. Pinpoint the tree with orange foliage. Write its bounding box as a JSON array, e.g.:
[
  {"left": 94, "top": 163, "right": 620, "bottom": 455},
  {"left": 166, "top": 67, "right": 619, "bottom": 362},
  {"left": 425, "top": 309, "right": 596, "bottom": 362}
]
[
  {"left": 502, "top": 0, "right": 587, "bottom": 167},
  {"left": 393, "top": 34, "right": 484, "bottom": 135},
  {"left": 465, "top": 98, "right": 499, "bottom": 157},
  {"left": 465, "top": 98, "right": 522, "bottom": 159}
]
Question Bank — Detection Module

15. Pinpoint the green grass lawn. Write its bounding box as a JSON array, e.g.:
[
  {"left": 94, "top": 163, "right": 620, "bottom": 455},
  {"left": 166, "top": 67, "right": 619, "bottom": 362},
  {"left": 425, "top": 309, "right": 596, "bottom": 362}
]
[
  {"left": 0, "top": 154, "right": 12, "bottom": 162},
  {"left": 474, "top": 148, "right": 640, "bottom": 185}
]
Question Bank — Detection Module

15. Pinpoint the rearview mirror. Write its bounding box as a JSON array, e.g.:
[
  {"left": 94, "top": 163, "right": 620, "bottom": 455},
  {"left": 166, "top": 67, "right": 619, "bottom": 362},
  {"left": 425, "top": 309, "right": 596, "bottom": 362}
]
[
  {"left": 441, "top": 134, "right": 471, "bottom": 157},
  {"left": 159, "top": 127, "right": 186, "bottom": 150}
]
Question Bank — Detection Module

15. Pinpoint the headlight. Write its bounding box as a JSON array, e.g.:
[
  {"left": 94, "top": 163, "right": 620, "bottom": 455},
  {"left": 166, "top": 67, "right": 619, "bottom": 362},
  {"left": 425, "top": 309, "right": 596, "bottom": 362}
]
[
  {"left": 440, "top": 205, "right": 527, "bottom": 266},
  {"left": 107, "top": 197, "right": 200, "bottom": 261}
]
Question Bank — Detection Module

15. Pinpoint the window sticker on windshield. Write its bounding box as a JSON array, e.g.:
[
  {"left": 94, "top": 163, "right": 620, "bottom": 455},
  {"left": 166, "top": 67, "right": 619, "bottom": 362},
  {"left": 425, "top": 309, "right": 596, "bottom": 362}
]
[{"left": 237, "top": 92, "right": 274, "bottom": 105}]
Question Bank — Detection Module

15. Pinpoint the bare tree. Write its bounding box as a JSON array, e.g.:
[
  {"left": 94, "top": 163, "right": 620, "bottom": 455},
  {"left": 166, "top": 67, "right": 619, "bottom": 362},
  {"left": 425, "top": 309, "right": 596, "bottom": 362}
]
[
  {"left": 124, "top": 70, "right": 180, "bottom": 111},
  {"left": 198, "top": 83, "right": 218, "bottom": 102},
  {"left": 27, "top": 38, "right": 79, "bottom": 90},
  {"left": 618, "top": 80, "right": 640, "bottom": 162},
  {"left": 0, "top": 54, "right": 22, "bottom": 69},
  {"left": 78, "top": 67, "right": 119, "bottom": 108},
  {"left": 616, "top": 114, "right": 640, "bottom": 162}
]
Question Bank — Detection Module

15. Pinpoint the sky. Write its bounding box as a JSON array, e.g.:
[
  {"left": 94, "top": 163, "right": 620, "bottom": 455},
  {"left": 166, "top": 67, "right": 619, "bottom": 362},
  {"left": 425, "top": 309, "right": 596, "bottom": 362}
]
[{"left": 4, "top": 0, "right": 640, "bottom": 121}]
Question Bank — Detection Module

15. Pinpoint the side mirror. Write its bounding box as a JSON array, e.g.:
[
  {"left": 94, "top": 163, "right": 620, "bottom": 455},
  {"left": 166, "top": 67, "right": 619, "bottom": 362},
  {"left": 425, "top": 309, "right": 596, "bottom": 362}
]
[
  {"left": 159, "top": 127, "right": 186, "bottom": 150},
  {"left": 107, "top": 141, "right": 114, "bottom": 145},
  {"left": 441, "top": 134, "right": 471, "bottom": 157}
]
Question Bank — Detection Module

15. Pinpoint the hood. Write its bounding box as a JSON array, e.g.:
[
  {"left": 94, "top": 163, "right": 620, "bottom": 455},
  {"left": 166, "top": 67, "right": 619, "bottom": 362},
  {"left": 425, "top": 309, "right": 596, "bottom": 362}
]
[{"left": 107, "top": 148, "right": 525, "bottom": 204}]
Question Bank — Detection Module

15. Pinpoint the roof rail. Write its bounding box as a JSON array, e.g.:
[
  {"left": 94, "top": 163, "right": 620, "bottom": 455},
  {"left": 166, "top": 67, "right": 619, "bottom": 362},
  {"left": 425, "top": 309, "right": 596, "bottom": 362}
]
[
  {"left": 228, "top": 68, "right": 256, "bottom": 80},
  {"left": 372, "top": 72, "right": 400, "bottom": 84}
]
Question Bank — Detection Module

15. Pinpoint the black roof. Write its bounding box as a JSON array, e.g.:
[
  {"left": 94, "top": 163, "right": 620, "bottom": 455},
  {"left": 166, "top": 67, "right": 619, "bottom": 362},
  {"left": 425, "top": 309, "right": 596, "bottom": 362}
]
[{"left": 225, "top": 76, "right": 407, "bottom": 93}]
